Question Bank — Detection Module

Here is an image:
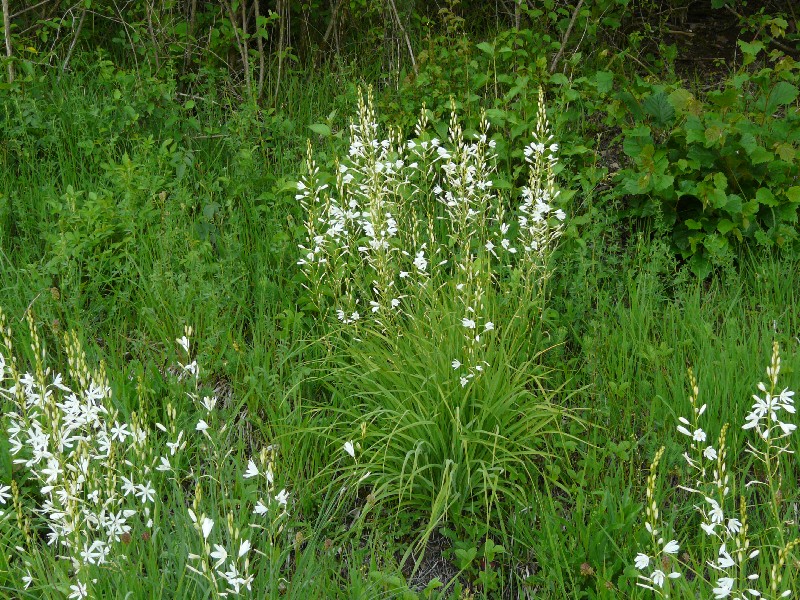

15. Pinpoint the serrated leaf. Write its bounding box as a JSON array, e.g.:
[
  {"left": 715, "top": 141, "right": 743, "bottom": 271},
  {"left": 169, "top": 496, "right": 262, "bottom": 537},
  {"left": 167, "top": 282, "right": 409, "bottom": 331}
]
[
  {"left": 756, "top": 187, "right": 778, "bottom": 207},
  {"left": 642, "top": 92, "right": 675, "bottom": 127},
  {"left": 765, "top": 82, "right": 798, "bottom": 114},
  {"left": 690, "top": 252, "right": 712, "bottom": 279},
  {"left": 668, "top": 88, "right": 699, "bottom": 114},
  {"left": 787, "top": 186, "right": 800, "bottom": 204},
  {"left": 739, "top": 133, "right": 757, "bottom": 154},
  {"left": 594, "top": 71, "right": 614, "bottom": 94},
  {"left": 717, "top": 219, "right": 736, "bottom": 234}
]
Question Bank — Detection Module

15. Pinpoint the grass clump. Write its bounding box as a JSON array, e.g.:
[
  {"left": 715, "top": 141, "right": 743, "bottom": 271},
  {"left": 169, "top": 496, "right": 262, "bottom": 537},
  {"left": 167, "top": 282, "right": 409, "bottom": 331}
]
[{"left": 296, "top": 87, "right": 574, "bottom": 546}]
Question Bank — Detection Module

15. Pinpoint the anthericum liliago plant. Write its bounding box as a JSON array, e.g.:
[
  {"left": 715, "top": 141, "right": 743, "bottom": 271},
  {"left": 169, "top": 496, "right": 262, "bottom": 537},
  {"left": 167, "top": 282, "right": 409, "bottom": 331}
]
[
  {"left": 0, "top": 311, "right": 291, "bottom": 598},
  {"left": 634, "top": 342, "right": 799, "bottom": 599},
  {"left": 296, "top": 87, "right": 575, "bottom": 546}
]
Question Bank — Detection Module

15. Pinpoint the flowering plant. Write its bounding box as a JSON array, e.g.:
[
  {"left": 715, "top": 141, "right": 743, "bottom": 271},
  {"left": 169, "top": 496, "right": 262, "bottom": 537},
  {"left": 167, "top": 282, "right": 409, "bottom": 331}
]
[{"left": 633, "top": 342, "right": 799, "bottom": 599}]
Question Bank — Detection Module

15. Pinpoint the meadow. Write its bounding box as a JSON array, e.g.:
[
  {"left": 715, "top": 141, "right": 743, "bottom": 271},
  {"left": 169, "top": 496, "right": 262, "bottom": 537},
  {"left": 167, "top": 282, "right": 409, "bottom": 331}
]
[{"left": 1, "top": 2, "right": 799, "bottom": 598}]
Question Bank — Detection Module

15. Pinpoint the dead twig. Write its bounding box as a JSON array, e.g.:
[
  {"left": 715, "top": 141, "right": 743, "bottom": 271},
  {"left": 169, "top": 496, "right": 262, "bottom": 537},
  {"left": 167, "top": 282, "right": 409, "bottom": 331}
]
[
  {"left": 59, "top": 6, "right": 86, "bottom": 79},
  {"left": 549, "top": 0, "right": 584, "bottom": 74},
  {"left": 2, "top": 0, "right": 13, "bottom": 83}
]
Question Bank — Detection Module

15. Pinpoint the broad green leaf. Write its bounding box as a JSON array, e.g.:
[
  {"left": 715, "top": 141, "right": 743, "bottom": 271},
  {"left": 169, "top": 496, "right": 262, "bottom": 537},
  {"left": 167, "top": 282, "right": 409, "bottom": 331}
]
[
  {"left": 308, "top": 123, "right": 331, "bottom": 137},
  {"left": 594, "top": 71, "right": 614, "bottom": 94},
  {"left": 756, "top": 187, "right": 778, "bottom": 207},
  {"left": 476, "top": 41, "right": 495, "bottom": 56},
  {"left": 717, "top": 219, "right": 736, "bottom": 234},
  {"left": 668, "top": 88, "right": 700, "bottom": 114},
  {"left": 765, "top": 82, "right": 798, "bottom": 114},
  {"left": 690, "top": 252, "right": 712, "bottom": 279},
  {"left": 642, "top": 92, "right": 675, "bottom": 127},
  {"left": 787, "top": 186, "right": 800, "bottom": 204},
  {"left": 737, "top": 40, "right": 764, "bottom": 65},
  {"left": 750, "top": 146, "right": 773, "bottom": 164}
]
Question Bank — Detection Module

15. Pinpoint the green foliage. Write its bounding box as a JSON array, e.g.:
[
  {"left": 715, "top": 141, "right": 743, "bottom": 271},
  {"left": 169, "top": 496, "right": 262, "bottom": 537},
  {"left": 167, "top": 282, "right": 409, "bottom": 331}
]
[{"left": 611, "top": 51, "right": 800, "bottom": 276}]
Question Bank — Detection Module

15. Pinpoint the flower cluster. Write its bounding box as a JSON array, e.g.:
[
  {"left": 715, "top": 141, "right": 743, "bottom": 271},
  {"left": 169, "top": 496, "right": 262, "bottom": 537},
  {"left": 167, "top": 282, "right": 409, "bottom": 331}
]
[
  {"left": 0, "top": 312, "right": 292, "bottom": 597},
  {"left": 0, "top": 311, "right": 155, "bottom": 598},
  {"left": 296, "top": 87, "right": 566, "bottom": 387},
  {"left": 634, "top": 342, "right": 798, "bottom": 599}
]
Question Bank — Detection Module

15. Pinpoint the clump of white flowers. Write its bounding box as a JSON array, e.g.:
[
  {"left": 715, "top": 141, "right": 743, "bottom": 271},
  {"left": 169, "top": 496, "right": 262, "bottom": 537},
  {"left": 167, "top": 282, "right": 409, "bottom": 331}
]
[
  {"left": 0, "top": 310, "right": 290, "bottom": 597},
  {"left": 296, "top": 86, "right": 565, "bottom": 386},
  {"left": 634, "top": 342, "right": 799, "bottom": 599}
]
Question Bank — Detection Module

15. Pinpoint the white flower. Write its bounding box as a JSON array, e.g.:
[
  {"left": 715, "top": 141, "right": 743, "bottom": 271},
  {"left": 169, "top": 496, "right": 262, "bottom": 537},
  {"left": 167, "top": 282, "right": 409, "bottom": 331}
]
[
  {"left": 201, "top": 517, "right": 214, "bottom": 539},
  {"left": 635, "top": 553, "right": 650, "bottom": 570},
  {"left": 706, "top": 497, "right": 724, "bottom": 523},
  {"left": 253, "top": 499, "right": 268, "bottom": 515},
  {"left": 484, "top": 322, "right": 494, "bottom": 331},
  {"left": 651, "top": 569, "right": 666, "bottom": 588},
  {"left": 210, "top": 544, "right": 228, "bottom": 568},
  {"left": 0, "top": 484, "right": 11, "bottom": 505},
  {"left": 663, "top": 540, "right": 679, "bottom": 554},
  {"left": 554, "top": 209, "right": 566, "bottom": 221},
  {"left": 196, "top": 420, "right": 209, "bottom": 432},
  {"left": 201, "top": 396, "right": 217, "bottom": 412},
  {"left": 177, "top": 335, "right": 190, "bottom": 354},
  {"left": 704, "top": 446, "right": 718, "bottom": 460},
  {"left": 243, "top": 459, "right": 259, "bottom": 479},
  {"left": 136, "top": 481, "right": 156, "bottom": 504},
  {"left": 461, "top": 318, "right": 476, "bottom": 329},
  {"left": 713, "top": 576, "right": 735, "bottom": 598},
  {"left": 460, "top": 377, "right": 469, "bottom": 387},
  {"left": 693, "top": 428, "right": 707, "bottom": 442},
  {"left": 274, "top": 489, "right": 289, "bottom": 506},
  {"left": 726, "top": 518, "right": 741, "bottom": 534},
  {"left": 701, "top": 522, "right": 717, "bottom": 536},
  {"left": 344, "top": 441, "right": 355, "bottom": 458},
  {"left": 69, "top": 582, "right": 88, "bottom": 599},
  {"left": 238, "top": 539, "right": 251, "bottom": 558},
  {"left": 156, "top": 456, "right": 172, "bottom": 472},
  {"left": 451, "top": 359, "right": 461, "bottom": 370},
  {"left": 110, "top": 421, "right": 131, "bottom": 442}
]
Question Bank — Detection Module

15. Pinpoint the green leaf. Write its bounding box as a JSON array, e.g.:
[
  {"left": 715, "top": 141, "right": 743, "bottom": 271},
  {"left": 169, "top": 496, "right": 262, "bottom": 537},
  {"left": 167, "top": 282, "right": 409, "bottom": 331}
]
[
  {"left": 786, "top": 186, "right": 800, "bottom": 204},
  {"left": 765, "top": 82, "right": 798, "bottom": 114},
  {"left": 690, "top": 252, "right": 712, "bottom": 279},
  {"left": 756, "top": 187, "right": 778, "bottom": 207},
  {"left": 308, "top": 123, "right": 331, "bottom": 137},
  {"left": 750, "top": 146, "right": 773, "bottom": 164},
  {"left": 737, "top": 40, "right": 764, "bottom": 65},
  {"left": 685, "top": 219, "right": 704, "bottom": 230},
  {"left": 642, "top": 92, "right": 675, "bottom": 127},
  {"left": 549, "top": 73, "right": 570, "bottom": 86},
  {"left": 668, "top": 88, "right": 699, "bottom": 114},
  {"left": 717, "top": 219, "right": 736, "bottom": 234},
  {"left": 594, "top": 71, "right": 614, "bottom": 94},
  {"left": 739, "top": 133, "right": 757, "bottom": 155},
  {"left": 476, "top": 41, "right": 495, "bottom": 56}
]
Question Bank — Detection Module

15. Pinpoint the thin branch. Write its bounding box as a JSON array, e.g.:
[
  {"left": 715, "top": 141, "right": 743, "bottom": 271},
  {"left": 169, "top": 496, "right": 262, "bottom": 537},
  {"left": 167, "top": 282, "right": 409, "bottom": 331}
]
[
  {"left": 59, "top": 6, "right": 86, "bottom": 78},
  {"left": 386, "top": 0, "right": 417, "bottom": 74},
  {"left": 145, "top": 0, "right": 160, "bottom": 71},
  {"left": 274, "top": 0, "right": 286, "bottom": 106},
  {"left": 549, "top": 0, "right": 584, "bottom": 74},
  {"left": 2, "top": 0, "right": 13, "bottom": 83},
  {"left": 182, "top": 0, "right": 197, "bottom": 80},
  {"left": 11, "top": 0, "right": 53, "bottom": 19},
  {"left": 221, "top": 0, "right": 253, "bottom": 102},
  {"left": 254, "top": 0, "right": 265, "bottom": 101}
]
